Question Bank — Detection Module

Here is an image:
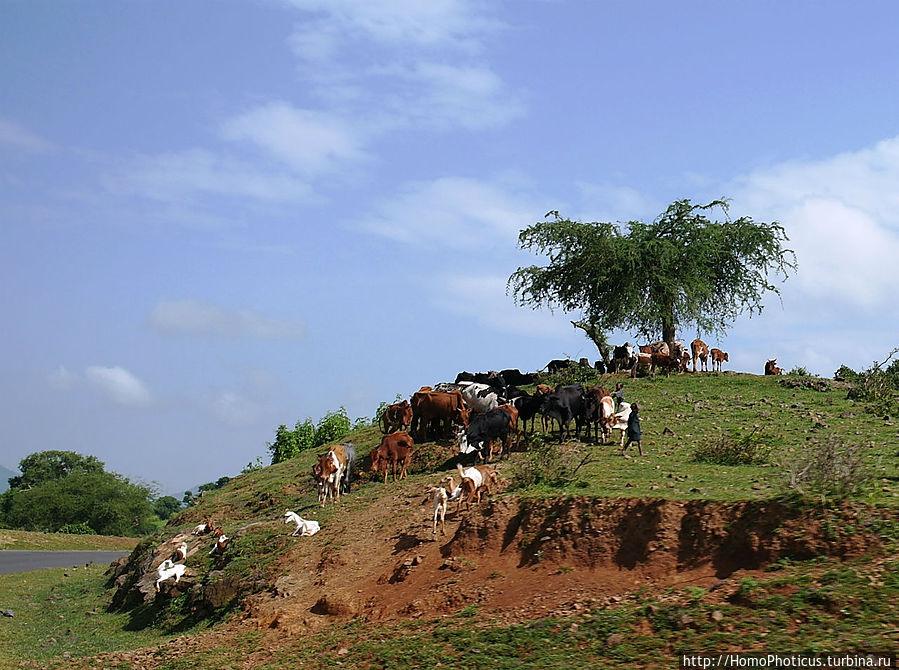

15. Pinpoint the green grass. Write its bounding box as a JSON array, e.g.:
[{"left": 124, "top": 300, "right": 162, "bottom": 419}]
[
  {"left": 0, "top": 565, "right": 173, "bottom": 669},
  {"left": 0, "top": 529, "right": 139, "bottom": 551},
  {"left": 519, "top": 373, "right": 898, "bottom": 504}
]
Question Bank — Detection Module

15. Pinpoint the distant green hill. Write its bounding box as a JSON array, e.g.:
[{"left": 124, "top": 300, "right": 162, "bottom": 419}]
[{"left": 0, "top": 464, "right": 17, "bottom": 493}]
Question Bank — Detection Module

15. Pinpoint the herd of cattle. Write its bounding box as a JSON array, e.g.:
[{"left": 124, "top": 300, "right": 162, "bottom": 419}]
[
  {"left": 309, "top": 337, "right": 724, "bottom": 508},
  {"left": 309, "top": 338, "right": 790, "bottom": 513}
]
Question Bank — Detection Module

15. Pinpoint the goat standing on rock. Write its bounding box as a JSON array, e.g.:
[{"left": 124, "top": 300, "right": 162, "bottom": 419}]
[{"left": 155, "top": 559, "right": 186, "bottom": 592}]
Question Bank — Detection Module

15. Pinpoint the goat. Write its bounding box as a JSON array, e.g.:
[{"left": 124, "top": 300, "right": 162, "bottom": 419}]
[
  {"left": 155, "top": 559, "right": 186, "bottom": 592},
  {"left": 429, "top": 486, "right": 448, "bottom": 536},
  {"left": 209, "top": 534, "right": 231, "bottom": 556},
  {"left": 442, "top": 473, "right": 487, "bottom": 513},
  {"left": 284, "top": 510, "right": 320, "bottom": 537},
  {"left": 172, "top": 542, "right": 187, "bottom": 562}
]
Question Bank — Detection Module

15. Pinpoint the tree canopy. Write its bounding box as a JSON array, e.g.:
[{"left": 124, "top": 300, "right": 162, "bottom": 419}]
[
  {"left": 508, "top": 199, "right": 796, "bottom": 348},
  {"left": 1, "top": 450, "right": 157, "bottom": 536},
  {"left": 8, "top": 450, "right": 103, "bottom": 489}
]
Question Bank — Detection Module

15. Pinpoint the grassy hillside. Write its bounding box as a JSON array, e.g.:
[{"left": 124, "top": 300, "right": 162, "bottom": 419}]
[
  {"left": 0, "top": 529, "right": 139, "bottom": 551},
  {"left": 3, "top": 371, "right": 897, "bottom": 669}
]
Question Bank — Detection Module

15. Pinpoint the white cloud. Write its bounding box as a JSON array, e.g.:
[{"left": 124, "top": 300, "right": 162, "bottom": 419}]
[
  {"left": 284, "top": 1, "right": 521, "bottom": 133},
  {"left": 436, "top": 273, "right": 572, "bottom": 339},
  {"left": 149, "top": 299, "right": 305, "bottom": 339},
  {"left": 220, "top": 102, "right": 370, "bottom": 175},
  {"left": 357, "top": 176, "right": 542, "bottom": 249},
  {"left": 84, "top": 366, "right": 152, "bottom": 407},
  {"left": 731, "top": 136, "right": 899, "bottom": 314},
  {"left": 379, "top": 61, "right": 525, "bottom": 130},
  {"left": 111, "top": 149, "right": 314, "bottom": 204},
  {"left": 0, "top": 117, "right": 53, "bottom": 154},
  {"left": 285, "top": 0, "right": 496, "bottom": 50}
]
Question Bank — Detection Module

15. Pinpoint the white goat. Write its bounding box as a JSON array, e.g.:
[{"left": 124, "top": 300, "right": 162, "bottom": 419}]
[
  {"left": 284, "top": 510, "right": 320, "bottom": 537},
  {"left": 155, "top": 559, "right": 186, "bottom": 592},
  {"left": 191, "top": 522, "right": 208, "bottom": 535},
  {"left": 430, "top": 487, "right": 448, "bottom": 536}
]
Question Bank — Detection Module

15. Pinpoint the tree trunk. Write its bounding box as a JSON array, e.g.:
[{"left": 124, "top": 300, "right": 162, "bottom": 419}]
[
  {"left": 662, "top": 311, "right": 676, "bottom": 348},
  {"left": 571, "top": 320, "right": 610, "bottom": 363}
]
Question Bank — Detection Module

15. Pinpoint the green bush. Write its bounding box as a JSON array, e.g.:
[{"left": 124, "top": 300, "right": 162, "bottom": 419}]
[
  {"left": 57, "top": 522, "right": 95, "bottom": 535},
  {"left": 692, "top": 429, "right": 773, "bottom": 466},
  {"left": 314, "top": 407, "right": 352, "bottom": 447}
]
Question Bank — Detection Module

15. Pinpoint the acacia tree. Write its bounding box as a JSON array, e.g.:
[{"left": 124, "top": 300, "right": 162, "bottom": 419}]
[{"left": 508, "top": 199, "right": 796, "bottom": 351}]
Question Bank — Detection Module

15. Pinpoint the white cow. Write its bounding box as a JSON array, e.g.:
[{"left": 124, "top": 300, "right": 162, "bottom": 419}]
[
  {"left": 458, "top": 381, "right": 504, "bottom": 413},
  {"left": 284, "top": 510, "right": 320, "bottom": 536},
  {"left": 608, "top": 401, "right": 632, "bottom": 448}
]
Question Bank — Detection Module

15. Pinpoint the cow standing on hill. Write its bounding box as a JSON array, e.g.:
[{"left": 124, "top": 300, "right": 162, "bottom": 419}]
[{"left": 410, "top": 390, "right": 469, "bottom": 441}]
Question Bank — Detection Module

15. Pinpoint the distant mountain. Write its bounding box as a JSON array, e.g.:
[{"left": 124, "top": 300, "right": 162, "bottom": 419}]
[{"left": 0, "top": 464, "right": 17, "bottom": 493}]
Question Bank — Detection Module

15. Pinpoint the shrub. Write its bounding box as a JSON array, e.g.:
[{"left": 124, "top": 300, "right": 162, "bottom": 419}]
[
  {"left": 692, "top": 429, "right": 774, "bottom": 465},
  {"left": 783, "top": 437, "right": 872, "bottom": 500},
  {"left": 314, "top": 407, "right": 352, "bottom": 447},
  {"left": 838, "top": 347, "right": 899, "bottom": 417},
  {"left": 508, "top": 434, "right": 596, "bottom": 490},
  {"left": 58, "top": 521, "right": 95, "bottom": 535}
]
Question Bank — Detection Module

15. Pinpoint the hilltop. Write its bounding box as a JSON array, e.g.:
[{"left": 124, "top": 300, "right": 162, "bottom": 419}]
[{"left": 4, "top": 371, "right": 898, "bottom": 669}]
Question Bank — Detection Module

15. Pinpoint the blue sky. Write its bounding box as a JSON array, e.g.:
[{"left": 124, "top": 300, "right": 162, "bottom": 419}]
[{"left": 3, "top": 1, "right": 899, "bottom": 495}]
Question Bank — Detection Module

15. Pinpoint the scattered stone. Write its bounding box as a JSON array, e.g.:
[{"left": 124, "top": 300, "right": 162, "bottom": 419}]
[
  {"left": 606, "top": 633, "right": 624, "bottom": 646},
  {"left": 711, "top": 610, "right": 725, "bottom": 622}
]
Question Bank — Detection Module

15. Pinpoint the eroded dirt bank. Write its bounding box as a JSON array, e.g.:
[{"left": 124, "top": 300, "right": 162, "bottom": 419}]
[{"left": 242, "top": 496, "right": 887, "bottom": 633}]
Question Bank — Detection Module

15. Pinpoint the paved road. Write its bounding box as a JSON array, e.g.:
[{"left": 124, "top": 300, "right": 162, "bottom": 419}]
[{"left": 0, "top": 550, "right": 130, "bottom": 575}]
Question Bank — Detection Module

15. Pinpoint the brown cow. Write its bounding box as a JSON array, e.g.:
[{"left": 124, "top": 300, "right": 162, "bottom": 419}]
[
  {"left": 710, "top": 348, "right": 728, "bottom": 372},
  {"left": 691, "top": 339, "right": 710, "bottom": 373},
  {"left": 764, "top": 359, "right": 783, "bottom": 375},
  {"left": 379, "top": 400, "right": 413, "bottom": 434},
  {"left": 314, "top": 443, "right": 349, "bottom": 506},
  {"left": 369, "top": 431, "right": 414, "bottom": 484},
  {"left": 410, "top": 390, "right": 469, "bottom": 441},
  {"left": 497, "top": 403, "right": 520, "bottom": 451},
  {"left": 650, "top": 352, "right": 681, "bottom": 375}
]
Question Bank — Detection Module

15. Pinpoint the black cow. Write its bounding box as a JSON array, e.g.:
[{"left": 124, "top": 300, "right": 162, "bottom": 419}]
[
  {"left": 460, "top": 408, "right": 513, "bottom": 461},
  {"left": 594, "top": 360, "right": 607, "bottom": 374},
  {"left": 512, "top": 391, "right": 544, "bottom": 434},
  {"left": 546, "top": 359, "right": 574, "bottom": 375},
  {"left": 499, "top": 369, "right": 537, "bottom": 386},
  {"left": 611, "top": 344, "right": 637, "bottom": 373},
  {"left": 540, "top": 384, "right": 586, "bottom": 442}
]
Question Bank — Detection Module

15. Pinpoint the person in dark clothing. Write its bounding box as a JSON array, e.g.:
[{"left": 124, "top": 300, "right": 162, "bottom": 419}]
[
  {"left": 612, "top": 382, "right": 625, "bottom": 411},
  {"left": 621, "top": 402, "right": 643, "bottom": 457}
]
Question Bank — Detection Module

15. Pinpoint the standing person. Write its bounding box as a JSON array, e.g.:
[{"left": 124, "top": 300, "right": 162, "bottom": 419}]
[
  {"left": 621, "top": 402, "right": 643, "bottom": 457},
  {"left": 612, "top": 382, "right": 625, "bottom": 411}
]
